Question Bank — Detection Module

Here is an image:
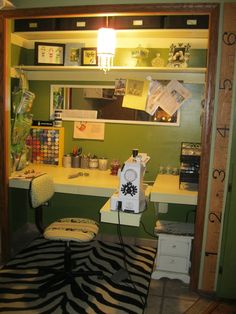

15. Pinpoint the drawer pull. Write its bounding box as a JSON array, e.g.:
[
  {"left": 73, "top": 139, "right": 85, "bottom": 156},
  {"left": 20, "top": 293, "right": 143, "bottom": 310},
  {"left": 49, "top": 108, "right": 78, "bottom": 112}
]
[
  {"left": 170, "top": 259, "right": 175, "bottom": 264},
  {"left": 132, "top": 19, "right": 143, "bottom": 26},
  {"left": 29, "top": 22, "right": 38, "bottom": 28},
  {"left": 76, "top": 21, "right": 86, "bottom": 28},
  {"left": 172, "top": 245, "right": 176, "bottom": 248}
]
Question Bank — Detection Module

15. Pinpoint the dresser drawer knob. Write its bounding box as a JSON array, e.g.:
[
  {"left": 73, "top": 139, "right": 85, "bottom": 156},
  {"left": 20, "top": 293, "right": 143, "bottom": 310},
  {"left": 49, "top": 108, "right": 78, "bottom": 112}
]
[{"left": 172, "top": 245, "right": 176, "bottom": 248}]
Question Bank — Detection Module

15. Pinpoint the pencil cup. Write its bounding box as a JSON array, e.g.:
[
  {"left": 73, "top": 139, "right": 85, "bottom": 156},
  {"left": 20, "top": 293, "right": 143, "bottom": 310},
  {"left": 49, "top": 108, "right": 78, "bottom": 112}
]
[
  {"left": 63, "top": 155, "right": 72, "bottom": 168},
  {"left": 98, "top": 158, "right": 108, "bottom": 171},
  {"left": 71, "top": 156, "right": 80, "bottom": 168}
]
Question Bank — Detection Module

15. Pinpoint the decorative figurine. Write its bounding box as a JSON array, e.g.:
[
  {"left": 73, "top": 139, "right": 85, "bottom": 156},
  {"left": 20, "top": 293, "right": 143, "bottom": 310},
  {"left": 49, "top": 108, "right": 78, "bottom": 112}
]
[
  {"left": 151, "top": 53, "right": 165, "bottom": 67},
  {"left": 131, "top": 45, "right": 149, "bottom": 67}
]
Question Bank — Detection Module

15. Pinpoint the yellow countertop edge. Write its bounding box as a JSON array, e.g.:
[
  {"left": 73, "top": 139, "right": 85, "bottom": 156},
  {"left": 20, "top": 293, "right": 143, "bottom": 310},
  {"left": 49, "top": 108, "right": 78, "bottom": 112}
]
[{"left": 9, "top": 164, "right": 119, "bottom": 197}]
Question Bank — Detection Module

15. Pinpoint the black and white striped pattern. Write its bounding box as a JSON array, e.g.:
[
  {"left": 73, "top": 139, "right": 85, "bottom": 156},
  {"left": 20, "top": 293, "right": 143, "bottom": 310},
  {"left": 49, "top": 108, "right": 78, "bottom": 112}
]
[{"left": 0, "top": 238, "right": 156, "bottom": 313}]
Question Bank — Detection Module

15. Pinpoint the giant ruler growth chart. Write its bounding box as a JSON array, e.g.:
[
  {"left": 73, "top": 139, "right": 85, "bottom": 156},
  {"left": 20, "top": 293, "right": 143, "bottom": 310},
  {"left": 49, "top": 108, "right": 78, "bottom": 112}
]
[{"left": 202, "top": 3, "right": 236, "bottom": 291}]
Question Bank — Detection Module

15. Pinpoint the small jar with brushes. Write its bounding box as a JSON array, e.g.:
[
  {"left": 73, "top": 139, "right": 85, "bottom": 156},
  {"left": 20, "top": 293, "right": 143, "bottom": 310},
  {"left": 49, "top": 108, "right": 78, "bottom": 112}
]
[
  {"left": 80, "top": 154, "right": 90, "bottom": 169},
  {"left": 71, "top": 145, "right": 82, "bottom": 168},
  {"left": 89, "top": 155, "right": 99, "bottom": 169}
]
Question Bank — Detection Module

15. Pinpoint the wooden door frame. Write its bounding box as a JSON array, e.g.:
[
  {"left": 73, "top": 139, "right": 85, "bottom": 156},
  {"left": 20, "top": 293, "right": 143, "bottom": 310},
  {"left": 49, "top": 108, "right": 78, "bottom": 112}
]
[{"left": 0, "top": 3, "right": 220, "bottom": 290}]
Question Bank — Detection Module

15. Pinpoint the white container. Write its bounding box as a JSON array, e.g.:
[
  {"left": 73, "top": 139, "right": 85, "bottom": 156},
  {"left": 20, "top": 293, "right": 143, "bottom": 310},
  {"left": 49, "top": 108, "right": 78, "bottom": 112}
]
[
  {"left": 54, "top": 119, "right": 62, "bottom": 127},
  {"left": 98, "top": 158, "right": 108, "bottom": 170},
  {"left": 63, "top": 155, "right": 71, "bottom": 168},
  {"left": 89, "top": 158, "right": 98, "bottom": 169},
  {"left": 71, "top": 156, "right": 80, "bottom": 168}
]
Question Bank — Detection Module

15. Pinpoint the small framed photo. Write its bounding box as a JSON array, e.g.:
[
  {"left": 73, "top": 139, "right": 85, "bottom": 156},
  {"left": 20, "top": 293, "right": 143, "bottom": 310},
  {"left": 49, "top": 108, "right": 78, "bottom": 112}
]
[
  {"left": 64, "top": 43, "right": 84, "bottom": 66},
  {"left": 81, "top": 47, "right": 98, "bottom": 66},
  {"left": 167, "top": 43, "right": 191, "bottom": 68},
  {"left": 34, "top": 42, "right": 65, "bottom": 66}
]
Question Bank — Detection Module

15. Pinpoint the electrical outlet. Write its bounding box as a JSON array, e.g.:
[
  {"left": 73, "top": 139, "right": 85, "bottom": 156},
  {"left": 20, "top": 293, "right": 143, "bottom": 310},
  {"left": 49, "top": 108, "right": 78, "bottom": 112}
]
[
  {"left": 154, "top": 202, "right": 168, "bottom": 215},
  {"left": 159, "top": 203, "right": 168, "bottom": 213}
]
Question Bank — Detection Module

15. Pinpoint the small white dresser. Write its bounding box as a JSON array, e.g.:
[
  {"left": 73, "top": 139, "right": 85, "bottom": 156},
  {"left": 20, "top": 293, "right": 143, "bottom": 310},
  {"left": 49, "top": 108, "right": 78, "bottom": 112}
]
[{"left": 152, "top": 220, "right": 194, "bottom": 284}]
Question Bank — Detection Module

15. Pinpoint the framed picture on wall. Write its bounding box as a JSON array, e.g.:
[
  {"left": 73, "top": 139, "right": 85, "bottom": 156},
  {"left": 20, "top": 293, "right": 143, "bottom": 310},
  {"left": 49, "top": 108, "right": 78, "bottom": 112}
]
[
  {"left": 64, "top": 43, "right": 84, "bottom": 66},
  {"left": 81, "top": 47, "right": 98, "bottom": 66},
  {"left": 34, "top": 42, "right": 65, "bottom": 66}
]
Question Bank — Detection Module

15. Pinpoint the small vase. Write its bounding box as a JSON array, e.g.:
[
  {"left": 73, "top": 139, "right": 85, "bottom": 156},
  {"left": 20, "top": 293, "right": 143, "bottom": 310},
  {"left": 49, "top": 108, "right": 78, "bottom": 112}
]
[{"left": 151, "top": 53, "right": 165, "bottom": 67}]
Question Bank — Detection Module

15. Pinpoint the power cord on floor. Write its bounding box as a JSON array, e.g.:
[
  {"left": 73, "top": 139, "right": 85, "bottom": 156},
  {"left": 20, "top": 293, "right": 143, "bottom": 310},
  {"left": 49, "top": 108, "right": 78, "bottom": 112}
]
[
  {"left": 115, "top": 201, "right": 146, "bottom": 307},
  {"left": 140, "top": 221, "right": 157, "bottom": 239},
  {"left": 185, "top": 208, "right": 196, "bottom": 223}
]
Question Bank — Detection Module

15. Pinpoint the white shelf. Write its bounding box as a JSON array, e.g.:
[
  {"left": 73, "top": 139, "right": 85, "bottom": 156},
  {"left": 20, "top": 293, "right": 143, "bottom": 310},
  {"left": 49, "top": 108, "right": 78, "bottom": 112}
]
[
  {"left": 12, "top": 66, "right": 206, "bottom": 84},
  {"left": 100, "top": 198, "right": 142, "bottom": 227},
  {"left": 13, "top": 65, "right": 206, "bottom": 73}
]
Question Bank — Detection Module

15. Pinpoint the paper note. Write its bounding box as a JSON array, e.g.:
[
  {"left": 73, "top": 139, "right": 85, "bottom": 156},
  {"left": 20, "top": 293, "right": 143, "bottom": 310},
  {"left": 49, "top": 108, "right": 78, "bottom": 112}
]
[
  {"left": 156, "top": 80, "right": 192, "bottom": 116},
  {"left": 73, "top": 122, "right": 105, "bottom": 140},
  {"left": 145, "top": 80, "right": 164, "bottom": 116},
  {"left": 122, "top": 79, "right": 150, "bottom": 111}
]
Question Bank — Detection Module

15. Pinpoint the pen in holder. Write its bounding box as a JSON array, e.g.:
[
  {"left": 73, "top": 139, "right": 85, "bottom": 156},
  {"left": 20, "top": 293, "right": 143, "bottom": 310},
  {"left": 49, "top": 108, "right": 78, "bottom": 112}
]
[
  {"left": 71, "top": 155, "right": 80, "bottom": 168},
  {"left": 63, "top": 155, "right": 72, "bottom": 168},
  {"left": 80, "top": 155, "right": 89, "bottom": 169},
  {"left": 98, "top": 158, "right": 108, "bottom": 171}
]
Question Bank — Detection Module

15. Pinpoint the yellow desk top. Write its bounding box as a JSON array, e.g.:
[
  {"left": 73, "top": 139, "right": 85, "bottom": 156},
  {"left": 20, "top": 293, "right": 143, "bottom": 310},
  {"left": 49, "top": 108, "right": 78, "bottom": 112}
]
[
  {"left": 9, "top": 167, "right": 198, "bottom": 205},
  {"left": 9, "top": 164, "right": 119, "bottom": 197},
  {"left": 150, "top": 174, "right": 198, "bottom": 205}
]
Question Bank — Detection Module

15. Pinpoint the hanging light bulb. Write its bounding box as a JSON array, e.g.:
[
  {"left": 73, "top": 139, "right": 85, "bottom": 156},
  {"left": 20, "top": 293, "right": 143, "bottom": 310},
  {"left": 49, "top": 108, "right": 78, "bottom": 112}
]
[{"left": 97, "top": 24, "right": 116, "bottom": 73}]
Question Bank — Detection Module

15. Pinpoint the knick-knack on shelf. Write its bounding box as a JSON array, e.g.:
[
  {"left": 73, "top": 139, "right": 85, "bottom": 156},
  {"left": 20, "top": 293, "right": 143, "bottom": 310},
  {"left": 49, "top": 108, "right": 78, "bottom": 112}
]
[{"left": 151, "top": 53, "right": 165, "bottom": 67}]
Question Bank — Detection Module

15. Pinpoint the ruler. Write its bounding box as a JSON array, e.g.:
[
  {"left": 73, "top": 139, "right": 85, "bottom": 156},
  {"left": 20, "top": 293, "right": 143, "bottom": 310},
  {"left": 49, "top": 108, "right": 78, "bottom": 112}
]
[{"left": 201, "top": 3, "right": 236, "bottom": 291}]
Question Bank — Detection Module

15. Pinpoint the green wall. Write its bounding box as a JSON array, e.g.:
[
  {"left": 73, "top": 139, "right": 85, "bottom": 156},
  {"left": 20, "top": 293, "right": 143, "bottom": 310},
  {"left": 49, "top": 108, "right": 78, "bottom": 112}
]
[{"left": 29, "top": 80, "right": 202, "bottom": 181}]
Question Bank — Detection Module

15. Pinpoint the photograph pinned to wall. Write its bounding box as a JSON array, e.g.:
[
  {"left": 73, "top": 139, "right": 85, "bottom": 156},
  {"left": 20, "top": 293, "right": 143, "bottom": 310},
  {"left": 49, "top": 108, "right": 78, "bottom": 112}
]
[
  {"left": 74, "top": 121, "right": 105, "bottom": 140},
  {"left": 34, "top": 42, "right": 65, "bottom": 65},
  {"left": 126, "top": 79, "right": 144, "bottom": 96},
  {"left": 50, "top": 85, "right": 65, "bottom": 119},
  {"left": 81, "top": 47, "right": 98, "bottom": 66},
  {"left": 114, "top": 79, "right": 126, "bottom": 96},
  {"left": 64, "top": 43, "right": 84, "bottom": 66},
  {"left": 167, "top": 43, "right": 191, "bottom": 68},
  {"left": 122, "top": 79, "right": 150, "bottom": 111}
]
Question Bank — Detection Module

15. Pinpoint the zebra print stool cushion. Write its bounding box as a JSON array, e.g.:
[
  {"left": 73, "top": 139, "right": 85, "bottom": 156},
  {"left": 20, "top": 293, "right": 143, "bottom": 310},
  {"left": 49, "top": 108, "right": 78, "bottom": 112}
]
[{"left": 44, "top": 218, "right": 99, "bottom": 242}]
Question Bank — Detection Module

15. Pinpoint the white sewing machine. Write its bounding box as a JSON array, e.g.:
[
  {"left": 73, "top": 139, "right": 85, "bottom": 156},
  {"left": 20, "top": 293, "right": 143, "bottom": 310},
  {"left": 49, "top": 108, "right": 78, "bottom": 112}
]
[{"left": 110, "top": 151, "right": 150, "bottom": 213}]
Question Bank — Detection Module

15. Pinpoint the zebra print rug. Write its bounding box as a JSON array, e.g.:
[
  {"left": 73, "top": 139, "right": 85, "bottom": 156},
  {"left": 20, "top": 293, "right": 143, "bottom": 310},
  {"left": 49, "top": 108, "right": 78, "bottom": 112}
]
[{"left": 0, "top": 237, "right": 156, "bottom": 313}]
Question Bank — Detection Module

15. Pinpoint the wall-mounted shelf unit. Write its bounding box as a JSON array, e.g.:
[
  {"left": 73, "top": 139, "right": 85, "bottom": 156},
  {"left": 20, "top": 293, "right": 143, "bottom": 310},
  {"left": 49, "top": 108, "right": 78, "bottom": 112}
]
[{"left": 11, "top": 15, "right": 208, "bottom": 85}]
